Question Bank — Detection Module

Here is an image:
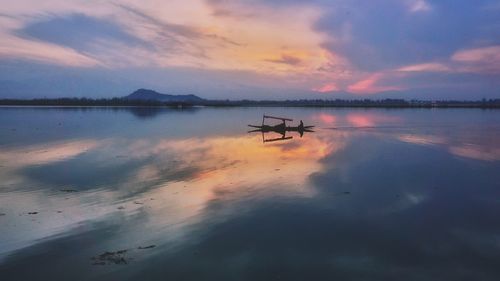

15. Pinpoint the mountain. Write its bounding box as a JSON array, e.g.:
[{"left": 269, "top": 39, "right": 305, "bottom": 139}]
[{"left": 123, "top": 89, "right": 205, "bottom": 103}]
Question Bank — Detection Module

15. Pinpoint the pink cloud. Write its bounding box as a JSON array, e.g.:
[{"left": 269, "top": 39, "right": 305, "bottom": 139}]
[
  {"left": 452, "top": 46, "right": 500, "bottom": 62},
  {"left": 451, "top": 45, "right": 500, "bottom": 73},
  {"left": 312, "top": 82, "right": 338, "bottom": 93},
  {"left": 396, "top": 46, "right": 500, "bottom": 75},
  {"left": 347, "top": 73, "right": 402, "bottom": 94},
  {"left": 398, "top": 62, "right": 450, "bottom": 72}
]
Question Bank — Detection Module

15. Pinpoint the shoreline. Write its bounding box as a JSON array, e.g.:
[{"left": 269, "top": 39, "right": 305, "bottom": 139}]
[{"left": 1, "top": 104, "right": 499, "bottom": 109}]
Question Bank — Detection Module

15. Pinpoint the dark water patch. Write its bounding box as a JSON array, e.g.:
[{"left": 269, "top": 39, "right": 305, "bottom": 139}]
[{"left": 91, "top": 250, "right": 129, "bottom": 265}]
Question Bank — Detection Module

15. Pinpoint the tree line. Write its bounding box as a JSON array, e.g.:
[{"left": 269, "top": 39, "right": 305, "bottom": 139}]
[{"left": 1, "top": 97, "right": 499, "bottom": 108}]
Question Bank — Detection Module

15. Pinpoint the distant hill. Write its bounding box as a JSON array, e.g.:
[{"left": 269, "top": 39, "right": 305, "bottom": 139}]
[{"left": 123, "top": 89, "right": 205, "bottom": 103}]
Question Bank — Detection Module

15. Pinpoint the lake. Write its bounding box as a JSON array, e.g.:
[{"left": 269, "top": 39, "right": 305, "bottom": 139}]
[{"left": 1, "top": 107, "right": 500, "bottom": 280}]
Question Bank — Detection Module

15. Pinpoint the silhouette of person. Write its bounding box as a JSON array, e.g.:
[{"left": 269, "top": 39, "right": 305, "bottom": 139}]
[{"left": 298, "top": 120, "right": 304, "bottom": 137}]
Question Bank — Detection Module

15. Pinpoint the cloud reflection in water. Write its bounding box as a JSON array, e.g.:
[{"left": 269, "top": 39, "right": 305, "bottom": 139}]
[{"left": 1, "top": 107, "right": 500, "bottom": 280}]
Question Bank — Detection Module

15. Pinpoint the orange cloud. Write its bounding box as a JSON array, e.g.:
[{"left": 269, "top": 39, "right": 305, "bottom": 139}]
[
  {"left": 265, "top": 54, "right": 302, "bottom": 65},
  {"left": 347, "top": 73, "right": 402, "bottom": 94},
  {"left": 0, "top": 0, "right": 335, "bottom": 77}
]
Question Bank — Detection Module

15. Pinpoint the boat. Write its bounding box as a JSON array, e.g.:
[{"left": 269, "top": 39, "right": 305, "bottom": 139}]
[{"left": 248, "top": 115, "right": 314, "bottom": 142}]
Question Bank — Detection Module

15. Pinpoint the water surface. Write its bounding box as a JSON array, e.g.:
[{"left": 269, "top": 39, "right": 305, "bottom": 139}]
[{"left": 1, "top": 107, "right": 500, "bottom": 280}]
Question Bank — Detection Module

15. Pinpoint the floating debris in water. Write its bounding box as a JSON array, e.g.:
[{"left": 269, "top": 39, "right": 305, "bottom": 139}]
[
  {"left": 117, "top": 206, "right": 125, "bottom": 210},
  {"left": 57, "top": 211, "right": 62, "bottom": 213},
  {"left": 60, "top": 189, "right": 78, "bottom": 193},
  {"left": 90, "top": 245, "right": 156, "bottom": 265},
  {"left": 0, "top": 213, "right": 5, "bottom": 216},
  {"left": 133, "top": 201, "right": 143, "bottom": 205},
  {"left": 331, "top": 191, "right": 351, "bottom": 197},
  {"left": 91, "top": 250, "right": 129, "bottom": 265},
  {"left": 28, "top": 212, "right": 38, "bottom": 215}
]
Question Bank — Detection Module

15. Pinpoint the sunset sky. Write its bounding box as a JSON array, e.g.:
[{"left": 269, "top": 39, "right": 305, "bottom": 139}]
[{"left": 0, "top": 0, "right": 499, "bottom": 99}]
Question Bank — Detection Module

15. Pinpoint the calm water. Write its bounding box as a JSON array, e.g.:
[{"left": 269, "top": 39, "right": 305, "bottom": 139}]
[{"left": 1, "top": 107, "right": 500, "bottom": 280}]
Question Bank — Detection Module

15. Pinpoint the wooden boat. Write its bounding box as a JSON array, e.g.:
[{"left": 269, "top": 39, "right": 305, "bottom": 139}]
[{"left": 248, "top": 115, "right": 314, "bottom": 142}]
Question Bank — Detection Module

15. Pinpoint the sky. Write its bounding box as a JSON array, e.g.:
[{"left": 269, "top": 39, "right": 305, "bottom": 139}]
[{"left": 0, "top": 0, "right": 499, "bottom": 100}]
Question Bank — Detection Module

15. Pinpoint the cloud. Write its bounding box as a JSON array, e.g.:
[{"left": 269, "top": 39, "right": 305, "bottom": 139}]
[
  {"left": 315, "top": 0, "right": 500, "bottom": 75},
  {"left": 312, "top": 82, "right": 338, "bottom": 93},
  {"left": 16, "top": 13, "right": 149, "bottom": 52},
  {"left": 347, "top": 73, "right": 402, "bottom": 94},
  {"left": 409, "top": 0, "right": 431, "bottom": 13},
  {"left": 451, "top": 45, "right": 500, "bottom": 73},
  {"left": 398, "top": 62, "right": 450, "bottom": 72},
  {"left": 265, "top": 54, "right": 302, "bottom": 65},
  {"left": 0, "top": 0, "right": 500, "bottom": 99},
  {"left": 452, "top": 45, "right": 500, "bottom": 63},
  {"left": 0, "top": 0, "right": 329, "bottom": 74},
  {"left": 0, "top": 35, "right": 101, "bottom": 67},
  {"left": 395, "top": 45, "right": 500, "bottom": 76}
]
